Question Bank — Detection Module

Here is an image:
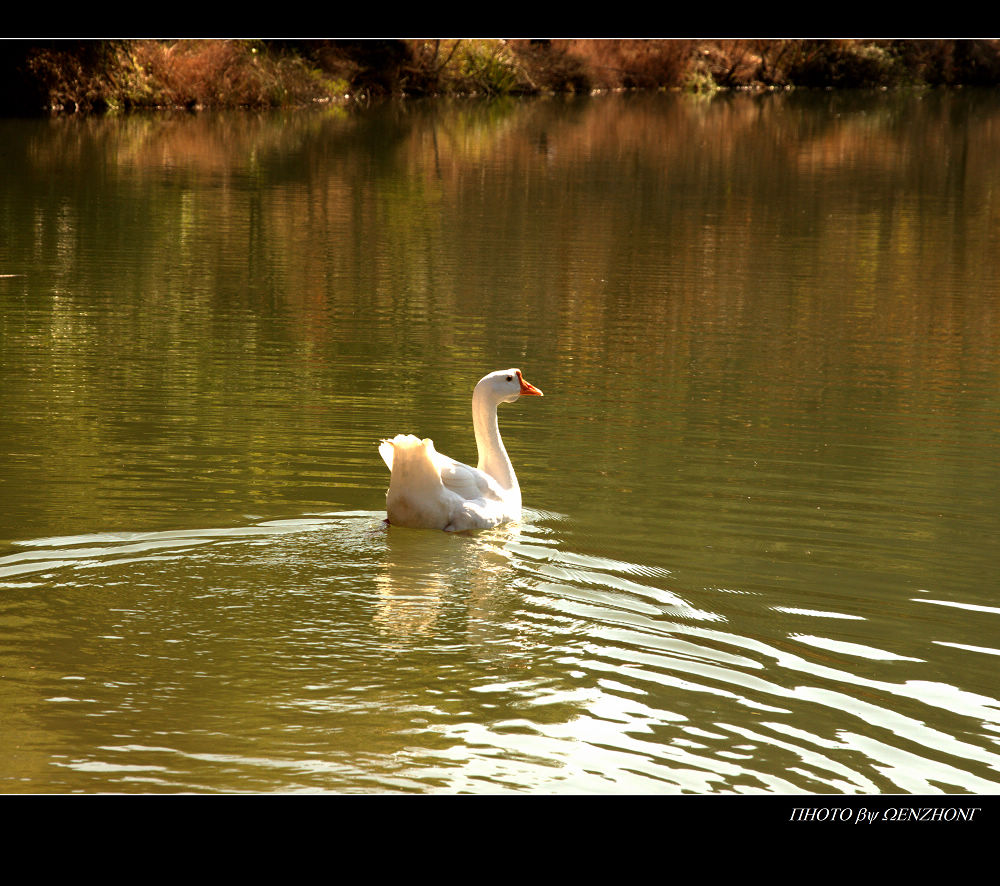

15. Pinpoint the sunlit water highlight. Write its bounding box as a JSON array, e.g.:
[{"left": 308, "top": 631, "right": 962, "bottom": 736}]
[{"left": 2, "top": 507, "right": 998, "bottom": 794}]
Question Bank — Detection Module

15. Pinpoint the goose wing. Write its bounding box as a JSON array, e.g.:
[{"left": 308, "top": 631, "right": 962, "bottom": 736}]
[{"left": 434, "top": 452, "right": 506, "bottom": 503}]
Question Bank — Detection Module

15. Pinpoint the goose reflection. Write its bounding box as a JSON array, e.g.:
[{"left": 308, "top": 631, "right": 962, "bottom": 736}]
[{"left": 372, "top": 522, "right": 526, "bottom": 642}]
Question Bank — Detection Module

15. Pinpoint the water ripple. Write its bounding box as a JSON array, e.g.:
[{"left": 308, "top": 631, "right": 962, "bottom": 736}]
[{"left": 2, "top": 512, "right": 998, "bottom": 794}]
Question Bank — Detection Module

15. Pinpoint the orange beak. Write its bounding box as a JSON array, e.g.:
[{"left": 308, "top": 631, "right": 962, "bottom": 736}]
[{"left": 516, "top": 369, "right": 543, "bottom": 396}]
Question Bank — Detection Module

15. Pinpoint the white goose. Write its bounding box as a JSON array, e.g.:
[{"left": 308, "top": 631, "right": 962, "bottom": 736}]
[{"left": 378, "top": 369, "right": 544, "bottom": 531}]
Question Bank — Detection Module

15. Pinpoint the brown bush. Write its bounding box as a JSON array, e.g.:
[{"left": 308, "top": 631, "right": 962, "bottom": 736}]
[
  {"left": 131, "top": 40, "right": 333, "bottom": 109},
  {"left": 556, "top": 39, "right": 694, "bottom": 90},
  {"left": 24, "top": 42, "right": 122, "bottom": 111},
  {"left": 23, "top": 39, "right": 336, "bottom": 111},
  {"left": 10, "top": 38, "right": 1000, "bottom": 114}
]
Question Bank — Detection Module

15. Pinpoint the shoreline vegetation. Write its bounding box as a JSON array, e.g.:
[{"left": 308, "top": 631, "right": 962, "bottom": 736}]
[{"left": 3, "top": 38, "right": 1000, "bottom": 114}]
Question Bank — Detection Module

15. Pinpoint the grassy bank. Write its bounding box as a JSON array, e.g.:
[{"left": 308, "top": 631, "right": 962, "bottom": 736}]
[{"left": 3, "top": 39, "right": 1000, "bottom": 113}]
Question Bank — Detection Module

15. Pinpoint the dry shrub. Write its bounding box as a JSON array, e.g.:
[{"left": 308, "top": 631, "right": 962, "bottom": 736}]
[
  {"left": 691, "top": 40, "right": 774, "bottom": 88},
  {"left": 322, "top": 39, "right": 549, "bottom": 98},
  {"left": 507, "top": 40, "right": 592, "bottom": 92},
  {"left": 775, "top": 40, "right": 902, "bottom": 88},
  {"left": 397, "top": 40, "right": 458, "bottom": 95},
  {"left": 286, "top": 39, "right": 452, "bottom": 98},
  {"left": 307, "top": 40, "right": 411, "bottom": 96},
  {"left": 396, "top": 40, "right": 536, "bottom": 97},
  {"left": 747, "top": 39, "right": 1000, "bottom": 89},
  {"left": 24, "top": 42, "right": 122, "bottom": 111},
  {"left": 132, "top": 40, "right": 331, "bottom": 108},
  {"left": 16, "top": 38, "right": 1000, "bottom": 114},
  {"left": 918, "top": 39, "right": 1000, "bottom": 85},
  {"left": 557, "top": 39, "right": 694, "bottom": 90},
  {"left": 24, "top": 40, "right": 336, "bottom": 111}
]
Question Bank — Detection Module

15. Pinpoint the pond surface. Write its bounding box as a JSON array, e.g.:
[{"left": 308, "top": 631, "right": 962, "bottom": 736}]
[{"left": 1, "top": 90, "right": 999, "bottom": 794}]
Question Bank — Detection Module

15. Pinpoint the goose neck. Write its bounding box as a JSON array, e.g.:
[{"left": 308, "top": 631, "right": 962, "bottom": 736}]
[{"left": 472, "top": 390, "right": 517, "bottom": 493}]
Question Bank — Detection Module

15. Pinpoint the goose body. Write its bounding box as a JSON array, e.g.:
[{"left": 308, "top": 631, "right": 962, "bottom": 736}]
[{"left": 378, "top": 369, "right": 543, "bottom": 531}]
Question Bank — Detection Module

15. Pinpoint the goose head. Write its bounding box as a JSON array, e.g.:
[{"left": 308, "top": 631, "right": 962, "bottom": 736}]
[{"left": 476, "top": 368, "right": 544, "bottom": 405}]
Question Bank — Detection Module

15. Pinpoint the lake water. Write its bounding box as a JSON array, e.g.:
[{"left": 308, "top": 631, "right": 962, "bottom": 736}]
[{"left": 1, "top": 90, "right": 999, "bottom": 795}]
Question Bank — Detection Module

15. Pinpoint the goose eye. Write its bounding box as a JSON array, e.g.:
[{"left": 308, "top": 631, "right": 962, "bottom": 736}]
[{"left": 506, "top": 375, "right": 513, "bottom": 382}]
